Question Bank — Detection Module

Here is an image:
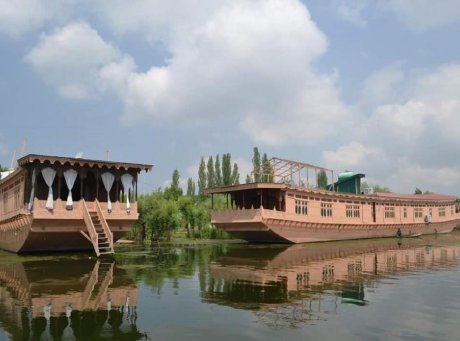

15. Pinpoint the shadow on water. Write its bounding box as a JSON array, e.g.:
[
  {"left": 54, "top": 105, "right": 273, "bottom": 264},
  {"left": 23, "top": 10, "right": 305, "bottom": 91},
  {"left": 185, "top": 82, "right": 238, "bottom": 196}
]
[{"left": 0, "top": 256, "right": 143, "bottom": 340}]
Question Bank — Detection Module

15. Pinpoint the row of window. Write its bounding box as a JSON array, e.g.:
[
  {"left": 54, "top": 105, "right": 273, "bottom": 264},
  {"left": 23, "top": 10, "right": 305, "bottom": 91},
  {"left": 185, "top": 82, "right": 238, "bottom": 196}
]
[{"left": 293, "top": 200, "right": 454, "bottom": 219}]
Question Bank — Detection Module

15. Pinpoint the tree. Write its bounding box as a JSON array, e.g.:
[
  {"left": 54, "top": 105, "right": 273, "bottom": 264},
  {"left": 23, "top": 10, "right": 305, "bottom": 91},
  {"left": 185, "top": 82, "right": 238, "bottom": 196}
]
[
  {"left": 214, "top": 155, "right": 222, "bottom": 186},
  {"left": 0, "top": 164, "right": 8, "bottom": 172},
  {"left": 231, "top": 163, "right": 240, "bottom": 185},
  {"left": 261, "top": 153, "right": 273, "bottom": 182},
  {"left": 222, "top": 153, "right": 232, "bottom": 185},
  {"left": 414, "top": 188, "right": 423, "bottom": 195},
  {"left": 373, "top": 184, "right": 391, "bottom": 193},
  {"left": 138, "top": 191, "right": 182, "bottom": 242},
  {"left": 317, "top": 170, "right": 328, "bottom": 189},
  {"left": 207, "top": 156, "right": 215, "bottom": 188},
  {"left": 245, "top": 174, "right": 252, "bottom": 184},
  {"left": 186, "top": 178, "right": 196, "bottom": 196},
  {"left": 252, "top": 147, "right": 261, "bottom": 183},
  {"left": 423, "top": 190, "right": 434, "bottom": 194},
  {"left": 164, "top": 169, "right": 183, "bottom": 200},
  {"left": 198, "top": 157, "right": 206, "bottom": 196}
]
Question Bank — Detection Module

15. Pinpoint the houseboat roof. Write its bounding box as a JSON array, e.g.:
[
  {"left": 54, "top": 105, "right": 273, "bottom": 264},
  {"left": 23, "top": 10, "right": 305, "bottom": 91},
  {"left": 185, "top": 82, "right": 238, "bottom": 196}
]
[
  {"left": 17, "top": 154, "right": 153, "bottom": 172},
  {"left": 374, "top": 192, "right": 456, "bottom": 201},
  {"left": 204, "top": 183, "right": 456, "bottom": 203}
]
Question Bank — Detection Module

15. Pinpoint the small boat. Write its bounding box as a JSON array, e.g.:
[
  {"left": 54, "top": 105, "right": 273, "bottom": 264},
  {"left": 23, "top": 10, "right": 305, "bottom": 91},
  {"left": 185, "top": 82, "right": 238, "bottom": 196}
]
[
  {"left": 0, "top": 154, "right": 152, "bottom": 255},
  {"left": 205, "top": 157, "right": 460, "bottom": 243}
]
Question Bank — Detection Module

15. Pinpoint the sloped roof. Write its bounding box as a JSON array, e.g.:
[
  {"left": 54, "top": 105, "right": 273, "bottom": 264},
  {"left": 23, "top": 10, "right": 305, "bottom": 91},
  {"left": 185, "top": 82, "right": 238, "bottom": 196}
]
[{"left": 17, "top": 154, "right": 153, "bottom": 172}]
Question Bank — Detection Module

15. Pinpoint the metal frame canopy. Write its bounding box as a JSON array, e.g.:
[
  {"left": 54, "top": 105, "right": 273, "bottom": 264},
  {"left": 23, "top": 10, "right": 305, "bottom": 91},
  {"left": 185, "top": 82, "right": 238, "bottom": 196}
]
[{"left": 268, "top": 157, "right": 334, "bottom": 189}]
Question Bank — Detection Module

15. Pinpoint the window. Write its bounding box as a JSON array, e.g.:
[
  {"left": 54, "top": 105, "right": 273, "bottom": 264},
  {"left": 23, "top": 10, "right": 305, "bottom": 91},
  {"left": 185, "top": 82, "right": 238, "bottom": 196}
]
[
  {"left": 384, "top": 206, "right": 395, "bottom": 218},
  {"left": 439, "top": 207, "right": 446, "bottom": 217},
  {"left": 403, "top": 207, "right": 407, "bottom": 218},
  {"left": 295, "top": 200, "right": 308, "bottom": 215},
  {"left": 414, "top": 208, "right": 423, "bottom": 218},
  {"left": 346, "top": 204, "right": 360, "bottom": 218},
  {"left": 321, "top": 203, "right": 333, "bottom": 217}
]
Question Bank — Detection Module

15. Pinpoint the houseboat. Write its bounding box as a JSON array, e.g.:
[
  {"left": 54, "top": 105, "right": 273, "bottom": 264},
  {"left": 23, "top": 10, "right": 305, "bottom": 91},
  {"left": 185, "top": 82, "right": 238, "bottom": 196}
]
[
  {"left": 0, "top": 154, "right": 152, "bottom": 255},
  {"left": 205, "top": 157, "right": 460, "bottom": 243}
]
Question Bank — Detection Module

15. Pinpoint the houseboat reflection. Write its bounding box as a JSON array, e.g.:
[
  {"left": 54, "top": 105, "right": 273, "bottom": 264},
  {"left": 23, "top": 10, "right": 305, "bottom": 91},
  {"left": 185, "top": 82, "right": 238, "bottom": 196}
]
[
  {"left": 0, "top": 257, "right": 142, "bottom": 340},
  {"left": 204, "top": 235, "right": 460, "bottom": 327}
]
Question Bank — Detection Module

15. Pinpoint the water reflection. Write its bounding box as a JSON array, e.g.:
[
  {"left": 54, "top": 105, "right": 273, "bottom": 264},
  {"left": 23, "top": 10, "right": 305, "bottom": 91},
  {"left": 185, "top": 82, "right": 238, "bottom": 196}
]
[
  {"left": 204, "top": 236, "right": 460, "bottom": 328},
  {"left": 0, "top": 257, "right": 142, "bottom": 340}
]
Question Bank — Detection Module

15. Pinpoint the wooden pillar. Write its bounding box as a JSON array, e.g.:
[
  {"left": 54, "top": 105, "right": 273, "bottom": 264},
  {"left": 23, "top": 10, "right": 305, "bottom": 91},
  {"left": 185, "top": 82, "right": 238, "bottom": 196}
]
[
  {"left": 115, "top": 173, "right": 120, "bottom": 203},
  {"left": 96, "top": 171, "right": 100, "bottom": 201},
  {"left": 211, "top": 194, "right": 214, "bottom": 209},
  {"left": 57, "top": 170, "right": 62, "bottom": 200},
  {"left": 260, "top": 189, "right": 263, "bottom": 208}
]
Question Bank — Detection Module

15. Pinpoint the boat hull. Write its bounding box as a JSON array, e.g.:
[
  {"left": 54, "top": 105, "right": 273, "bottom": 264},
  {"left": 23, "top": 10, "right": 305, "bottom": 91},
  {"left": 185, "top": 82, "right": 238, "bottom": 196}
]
[
  {"left": 0, "top": 215, "right": 132, "bottom": 253},
  {"left": 214, "top": 213, "right": 459, "bottom": 243}
]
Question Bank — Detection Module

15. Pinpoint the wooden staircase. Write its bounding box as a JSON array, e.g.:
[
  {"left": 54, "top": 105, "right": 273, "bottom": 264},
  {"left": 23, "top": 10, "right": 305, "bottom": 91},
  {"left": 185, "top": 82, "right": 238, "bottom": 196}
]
[
  {"left": 89, "top": 211, "right": 114, "bottom": 255},
  {"left": 81, "top": 200, "right": 114, "bottom": 256}
]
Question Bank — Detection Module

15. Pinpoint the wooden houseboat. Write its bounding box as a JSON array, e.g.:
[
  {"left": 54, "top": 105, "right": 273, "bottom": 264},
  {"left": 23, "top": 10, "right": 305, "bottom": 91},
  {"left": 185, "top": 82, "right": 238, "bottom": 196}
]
[
  {"left": 0, "top": 154, "right": 152, "bottom": 255},
  {"left": 205, "top": 157, "right": 460, "bottom": 243}
]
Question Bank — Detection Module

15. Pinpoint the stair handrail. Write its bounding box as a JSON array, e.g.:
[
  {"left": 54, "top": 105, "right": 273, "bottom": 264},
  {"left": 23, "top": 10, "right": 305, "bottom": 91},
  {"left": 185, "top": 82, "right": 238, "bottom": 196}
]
[
  {"left": 95, "top": 199, "right": 114, "bottom": 252},
  {"left": 82, "top": 199, "right": 100, "bottom": 256}
]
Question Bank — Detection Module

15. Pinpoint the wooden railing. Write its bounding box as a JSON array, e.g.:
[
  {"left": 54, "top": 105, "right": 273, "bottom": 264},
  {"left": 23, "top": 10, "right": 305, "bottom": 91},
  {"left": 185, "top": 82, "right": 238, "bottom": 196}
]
[
  {"left": 82, "top": 199, "right": 100, "bottom": 256},
  {"left": 95, "top": 199, "right": 113, "bottom": 251},
  {"left": 32, "top": 198, "right": 138, "bottom": 220}
]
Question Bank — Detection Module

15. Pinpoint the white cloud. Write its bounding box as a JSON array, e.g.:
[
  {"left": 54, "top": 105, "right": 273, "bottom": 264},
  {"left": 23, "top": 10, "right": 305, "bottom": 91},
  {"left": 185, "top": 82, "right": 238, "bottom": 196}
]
[
  {"left": 383, "top": 0, "right": 460, "bottom": 32},
  {"left": 0, "top": 0, "right": 74, "bottom": 38},
  {"left": 323, "top": 63, "right": 460, "bottom": 193},
  {"left": 335, "top": 0, "right": 367, "bottom": 28},
  {"left": 24, "top": 22, "right": 128, "bottom": 100},
  {"left": 98, "top": 0, "right": 347, "bottom": 146}
]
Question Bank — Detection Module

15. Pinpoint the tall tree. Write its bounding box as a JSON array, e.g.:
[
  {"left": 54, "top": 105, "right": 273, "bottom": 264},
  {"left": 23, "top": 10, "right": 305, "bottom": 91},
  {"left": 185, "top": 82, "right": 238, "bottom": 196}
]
[
  {"left": 245, "top": 174, "right": 252, "bottom": 184},
  {"left": 198, "top": 157, "right": 206, "bottom": 196},
  {"left": 231, "top": 163, "right": 240, "bottom": 185},
  {"left": 207, "top": 156, "right": 215, "bottom": 188},
  {"left": 414, "top": 188, "right": 423, "bottom": 194},
  {"left": 164, "top": 169, "right": 183, "bottom": 200},
  {"left": 252, "top": 147, "right": 261, "bottom": 183},
  {"left": 317, "top": 170, "right": 328, "bottom": 189},
  {"left": 214, "top": 155, "right": 222, "bottom": 186},
  {"left": 222, "top": 153, "right": 232, "bottom": 185},
  {"left": 186, "top": 178, "right": 196, "bottom": 196},
  {"left": 261, "top": 153, "right": 273, "bottom": 182}
]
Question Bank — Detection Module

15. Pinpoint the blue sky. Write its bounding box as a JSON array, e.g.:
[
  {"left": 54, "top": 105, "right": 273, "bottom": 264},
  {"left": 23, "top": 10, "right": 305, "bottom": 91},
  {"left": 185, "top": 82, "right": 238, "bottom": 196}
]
[{"left": 1, "top": 0, "right": 460, "bottom": 194}]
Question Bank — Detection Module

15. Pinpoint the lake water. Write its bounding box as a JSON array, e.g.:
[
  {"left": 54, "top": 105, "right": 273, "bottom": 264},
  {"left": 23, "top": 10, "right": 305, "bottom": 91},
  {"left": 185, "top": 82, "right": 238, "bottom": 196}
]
[{"left": 2, "top": 232, "right": 460, "bottom": 340}]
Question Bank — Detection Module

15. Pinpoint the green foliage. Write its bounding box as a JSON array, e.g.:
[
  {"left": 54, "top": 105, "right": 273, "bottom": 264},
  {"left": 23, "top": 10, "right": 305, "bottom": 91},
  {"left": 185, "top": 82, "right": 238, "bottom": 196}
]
[
  {"left": 317, "top": 170, "right": 328, "bottom": 189},
  {"left": 136, "top": 191, "right": 182, "bottom": 242},
  {"left": 164, "top": 169, "right": 183, "bottom": 200},
  {"left": 262, "top": 153, "right": 273, "bottom": 182},
  {"left": 214, "top": 155, "right": 222, "bottom": 186},
  {"left": 423, "top": 190, "right": 434, "bottom": 194},
  {"left": 198, "top": 157, "right": 206, "bottom": 196},
  {"left": 245, "top": 174, "right": 252, "bottom": 184},
  {"left": 252, "top": 147, "right": 261, "bottom": 182},
  {"left": 373, "top": 184, "right": 391, "bottom": 193},
  {"left": 186, "top": 178, "right": 196, "bottom": 196},
  {"left": 206, "top": 156, "right": 215, "bottom": 188},
  {"left": 414, "top": 188, "right": 423, "bottom": 195},
  {"left": 222, "top": 153, "right": 232, "bottom": 185},
  {"left": 232, "top": 163, "right": 240, "bottom": 185},
  {"left": 0, "top": 164, "right": 8, "bottom": 172}
]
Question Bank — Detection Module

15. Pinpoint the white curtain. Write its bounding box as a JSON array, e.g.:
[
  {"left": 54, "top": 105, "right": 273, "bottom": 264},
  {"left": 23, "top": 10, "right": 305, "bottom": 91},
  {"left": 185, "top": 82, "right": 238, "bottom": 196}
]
[
  {"left": 27, "top": 168, "right": 36, "bottom": 210},
  {"left": 121, "top": 173, "right": 133, "bottom": 211},
  {"left": 101, "top": 172, "right": 115, "bottom": 212},
  {"left": 63, "top": 169, "right": 78, "bottom": 210},
  {"left": 41, "top": 167, "right": 56, "bottom": 210}
]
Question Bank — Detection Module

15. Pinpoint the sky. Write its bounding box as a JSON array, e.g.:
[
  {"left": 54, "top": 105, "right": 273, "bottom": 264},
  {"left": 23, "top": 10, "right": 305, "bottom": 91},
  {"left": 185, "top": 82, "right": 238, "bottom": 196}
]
[{"left": 1, "top": 0, "right": 460, "bottom": 194}]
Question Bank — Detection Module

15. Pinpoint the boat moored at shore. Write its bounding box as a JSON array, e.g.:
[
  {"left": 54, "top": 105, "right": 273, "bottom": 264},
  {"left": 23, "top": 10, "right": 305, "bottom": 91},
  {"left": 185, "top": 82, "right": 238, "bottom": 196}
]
[
  {"left": 205, "top": 157, "right": 460, "bottom": 243},
  {"left": 0, "top": 154, "right": 152, "bottom": 255}
]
